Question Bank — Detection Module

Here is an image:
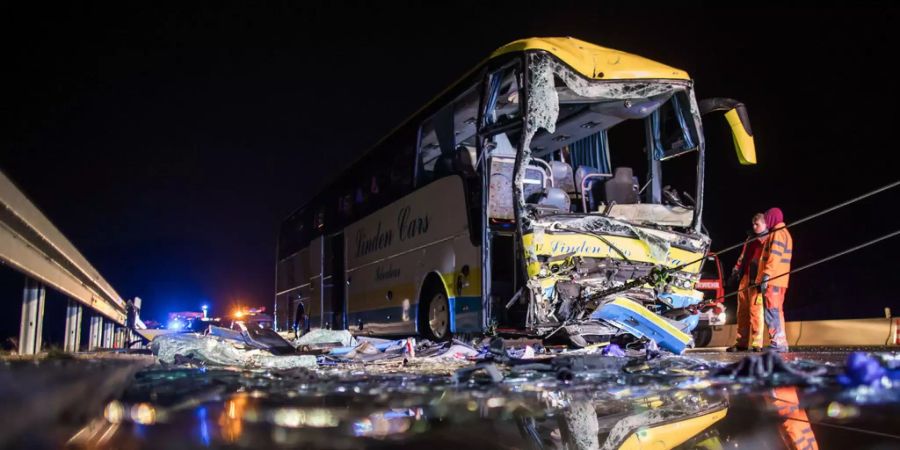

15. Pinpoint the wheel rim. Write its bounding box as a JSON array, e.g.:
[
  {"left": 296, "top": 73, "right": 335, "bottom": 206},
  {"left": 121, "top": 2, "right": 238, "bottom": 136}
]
[{"left": 428, "top": 293, "right": 449, "bottom": 339}]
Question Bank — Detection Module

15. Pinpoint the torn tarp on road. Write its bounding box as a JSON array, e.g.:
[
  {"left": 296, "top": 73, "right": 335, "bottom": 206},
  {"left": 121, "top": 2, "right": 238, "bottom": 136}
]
[
  {"left": 294, "top": 329, "right": 357, "bottom": 348},
  {"left": 151, "top": 333, "right": 317, "bottom": 369}
]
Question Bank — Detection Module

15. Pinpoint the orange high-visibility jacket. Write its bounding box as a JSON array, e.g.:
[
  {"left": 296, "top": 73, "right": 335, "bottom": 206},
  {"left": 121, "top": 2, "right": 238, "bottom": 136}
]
[{"left": 756, "top": 222, "right": 793, "bottom": 288}]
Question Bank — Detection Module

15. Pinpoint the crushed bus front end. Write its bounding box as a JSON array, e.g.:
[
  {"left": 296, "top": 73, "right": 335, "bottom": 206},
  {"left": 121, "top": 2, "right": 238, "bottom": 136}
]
[
  {"left": 522, "top": 213, "right": 709, "bottom": 353},
  {"left": 483, "top": 39, "right": 754, "bottom": 353}
]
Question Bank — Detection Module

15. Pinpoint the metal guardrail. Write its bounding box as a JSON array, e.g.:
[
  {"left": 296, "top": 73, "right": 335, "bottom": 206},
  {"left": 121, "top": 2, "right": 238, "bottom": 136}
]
[{"left": 0, "top": 170, "right": 126, "bottom": 324}]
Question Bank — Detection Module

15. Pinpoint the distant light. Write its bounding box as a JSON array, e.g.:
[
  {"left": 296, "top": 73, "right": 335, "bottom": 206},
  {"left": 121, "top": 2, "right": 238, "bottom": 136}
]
[
  {"left": 202, "top": 304, "right": 209, "bottom": 310},
  {"left": 104, "top": 401, "right": 125, "bottom": 424},
  {"left": 234, "top": 311, "right": 244, "bottom": 318},
  {"left": 131, "top": 403, "right": 157, "bottom": 425},
  {"left": 168, "top": 320, "right": 183, "bottom": 330}
]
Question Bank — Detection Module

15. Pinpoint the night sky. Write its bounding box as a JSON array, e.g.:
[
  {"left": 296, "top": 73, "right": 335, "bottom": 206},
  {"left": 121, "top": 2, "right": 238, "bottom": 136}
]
[{"left": 2, "top": 3, "right": 899, "bottom": 328}]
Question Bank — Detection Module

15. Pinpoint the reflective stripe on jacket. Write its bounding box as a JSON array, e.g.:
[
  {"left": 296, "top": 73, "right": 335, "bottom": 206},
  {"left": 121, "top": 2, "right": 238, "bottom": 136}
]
[{"left": 756, "top": 222, "right": 793, "bottom": 288}]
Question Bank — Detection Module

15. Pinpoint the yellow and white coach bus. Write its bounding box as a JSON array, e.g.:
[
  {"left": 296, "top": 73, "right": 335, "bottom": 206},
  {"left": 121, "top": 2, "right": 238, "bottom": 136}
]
[{"left": 274, "top": 37, "right": 756, "bottom": 353}]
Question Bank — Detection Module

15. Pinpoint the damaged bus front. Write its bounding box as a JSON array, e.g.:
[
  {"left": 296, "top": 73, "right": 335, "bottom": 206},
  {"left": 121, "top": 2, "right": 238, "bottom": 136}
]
[{"left": 484, "top": 39, "right": 756, "bottom": 353}]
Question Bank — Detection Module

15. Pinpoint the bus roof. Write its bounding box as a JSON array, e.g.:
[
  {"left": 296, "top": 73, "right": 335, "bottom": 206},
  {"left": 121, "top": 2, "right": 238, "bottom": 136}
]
[{"left": 491, "top": 37, "right": 689, "bottom": 81}]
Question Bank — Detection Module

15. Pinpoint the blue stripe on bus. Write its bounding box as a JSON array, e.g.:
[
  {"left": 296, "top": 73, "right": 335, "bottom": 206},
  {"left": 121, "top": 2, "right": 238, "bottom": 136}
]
[{"left": 451, "top": 296, "right": 483, "bottom": 333}]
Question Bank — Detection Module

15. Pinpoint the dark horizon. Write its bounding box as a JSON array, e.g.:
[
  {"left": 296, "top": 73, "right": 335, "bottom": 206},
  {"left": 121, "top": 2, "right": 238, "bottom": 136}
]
[{"left": 2, "top": 3, "right": 899, "bottom": 331}]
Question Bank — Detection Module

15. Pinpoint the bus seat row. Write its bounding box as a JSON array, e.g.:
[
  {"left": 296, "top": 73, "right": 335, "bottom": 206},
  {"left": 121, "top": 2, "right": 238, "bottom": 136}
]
[
  {"left": 535, "top": 161, "right": 640, "bottom": 213},
  {"left": 489, "top": 158, "right": 641, "bottom": 219}
]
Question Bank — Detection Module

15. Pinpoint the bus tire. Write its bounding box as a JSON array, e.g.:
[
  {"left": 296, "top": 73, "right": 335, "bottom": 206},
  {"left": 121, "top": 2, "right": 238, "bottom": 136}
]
[
  {"left": 692, "top": 326, "right": 713, "bottom": 348},
  {"left": 419, "top": 277, "right": 451, "bottom": 342}
]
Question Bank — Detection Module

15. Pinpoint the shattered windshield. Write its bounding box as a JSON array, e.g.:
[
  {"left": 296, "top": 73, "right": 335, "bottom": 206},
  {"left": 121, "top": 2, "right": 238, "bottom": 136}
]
[{"left": 506, "top": 52, "right": 704, "bottom": 231}]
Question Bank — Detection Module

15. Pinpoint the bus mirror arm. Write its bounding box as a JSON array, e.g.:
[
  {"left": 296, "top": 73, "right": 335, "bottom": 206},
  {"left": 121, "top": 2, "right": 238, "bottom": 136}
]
[{"left": 698, "top": 97, "right": 757, "bottom": 165}]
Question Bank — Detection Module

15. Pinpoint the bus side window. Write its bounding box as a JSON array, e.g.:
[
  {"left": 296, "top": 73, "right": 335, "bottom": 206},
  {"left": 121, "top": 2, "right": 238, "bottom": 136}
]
[
  {"left": 416, "top": 83, "right": 482, "bottom": 186},
  {"left": 313, "top": 208, "right": 324, "bottom": 232},
  {"left": 339, "top": 193, "right": 353, "bottom": 219},
  {"left": 417, "top": 120, "right": 442, "bottom": 185},
  {"left": 483, "top": 63, "right": 521, "bottom": 128},
  {"left": 389, "top": 147, "right": 413, "bottom": 198}
]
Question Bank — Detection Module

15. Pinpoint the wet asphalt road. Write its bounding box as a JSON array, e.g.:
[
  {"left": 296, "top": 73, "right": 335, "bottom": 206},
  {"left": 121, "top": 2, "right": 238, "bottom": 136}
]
[
  {"left": 687, "top": 346, "right": 889, "bottom": 365},
  {"left": 2, "top": 347, "right": 898, "bottom": 448}
]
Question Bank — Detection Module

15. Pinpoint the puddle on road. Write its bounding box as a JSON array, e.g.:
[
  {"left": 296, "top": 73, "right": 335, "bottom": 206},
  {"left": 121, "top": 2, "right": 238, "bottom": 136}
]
[{"left": 63, "top": 350, "right": 900, "bottom": 449}]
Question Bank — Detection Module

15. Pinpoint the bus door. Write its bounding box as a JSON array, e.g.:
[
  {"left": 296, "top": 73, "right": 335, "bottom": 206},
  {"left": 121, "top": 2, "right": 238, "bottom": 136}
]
[
  {"left": 308, "top": 235, "right": 325, "bottom": 329},
  {"left": 310, "top": 232, "right": 345, "bottom": 330},
  {"left": 324, "top": 232, "right": 345, "bottom": 330},
  {"left": 481, "top": 62, "right": 528, "bottom": 330},
  {"left": 483, "top": 132, "right": 529, "bottom": 329}
]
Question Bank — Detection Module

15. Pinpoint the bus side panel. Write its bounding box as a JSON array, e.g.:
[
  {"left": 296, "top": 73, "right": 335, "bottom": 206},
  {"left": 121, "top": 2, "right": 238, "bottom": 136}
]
[
  {"left": 445, "top": 234, "right": 483, "bottom": 333},
  {"left": 275, "top": 246, "right": 311, "bottom": 330},
  {"left": 344, "top": 176, "right": 481, "bottom": 336},
  {"left": 345, "top": 247, "right": 421, "bottom": 335}
]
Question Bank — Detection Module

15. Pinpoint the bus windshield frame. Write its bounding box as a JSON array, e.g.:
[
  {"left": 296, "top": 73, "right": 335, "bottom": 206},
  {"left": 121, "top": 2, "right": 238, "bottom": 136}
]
[{"left": 490, "top": 51, "right": 707, "bottom": 233}]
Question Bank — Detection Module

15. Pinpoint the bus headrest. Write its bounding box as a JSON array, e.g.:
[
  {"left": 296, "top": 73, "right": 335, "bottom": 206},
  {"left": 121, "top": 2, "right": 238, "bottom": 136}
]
[
  {"left": 434, "top": 153, "right": 456, "bottom": 177},
  {"left": 605, "top": 167, "right": 639, "bottom": 205},
  {"left": 549, "top": 161, "right": 576, "bottom": 194}
]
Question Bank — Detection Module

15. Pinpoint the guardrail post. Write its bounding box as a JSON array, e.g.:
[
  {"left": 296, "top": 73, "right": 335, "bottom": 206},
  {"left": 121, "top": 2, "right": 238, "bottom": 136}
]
[
  {"left": 18, "top": 278, "right": 46, "bottom": 355},
  {"left": 103, "top": 321, "right": 114, "bottom": 349},
  {"left": 64, "top": 299, "right": 82, "bottom": 352},
  {"left": 76, "top": 303, "right": 83, "bottom": 350},
  {"left": 88, "top": 315, "right": 102, "bottom": 350}
]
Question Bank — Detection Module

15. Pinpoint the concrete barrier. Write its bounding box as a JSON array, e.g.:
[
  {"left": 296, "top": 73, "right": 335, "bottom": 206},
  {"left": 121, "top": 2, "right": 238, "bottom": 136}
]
[{"left": 706, "top": 317, "right": 899, "bottom": 347}]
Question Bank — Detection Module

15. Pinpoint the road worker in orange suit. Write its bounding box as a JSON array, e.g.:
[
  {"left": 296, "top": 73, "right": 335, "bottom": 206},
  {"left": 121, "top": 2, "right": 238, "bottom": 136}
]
[
  {"left": 726, "top": 213, "right": 767, "bottom": 352},
  {"left": 757, "top": 207, "right": 793, "bottom": 352}
]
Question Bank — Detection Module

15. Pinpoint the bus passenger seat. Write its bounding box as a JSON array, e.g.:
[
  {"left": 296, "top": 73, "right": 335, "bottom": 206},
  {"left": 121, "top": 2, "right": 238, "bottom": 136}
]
[
  {"left": 523, "top": 166, "right": 546, "bottom": 202},
  {"left": 454, "top": 145, "right": 478, "bottom": 177},
  {"left": 433, "top": 153, "right": 456, "bottom": 178},
  {"left": 549, "top": 161, "right": 576, "bottom": 194},
  {"left": 575, "top": 166, "right": 598, "bottom": 211},
  {"left": 537, "top": 187, "right": 571, "bottom": 212},
  {"left": 605, "top": 167, "right": 640, "bottom": 205}
]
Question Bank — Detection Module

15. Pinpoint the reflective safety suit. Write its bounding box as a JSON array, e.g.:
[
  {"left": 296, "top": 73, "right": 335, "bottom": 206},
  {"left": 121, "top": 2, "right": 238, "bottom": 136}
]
[
  {"left": 733, "top": 238, "right": 765, "bottom": 349},
  {"left": 757, "top": 218, "right": 793, "bottom": 350}
]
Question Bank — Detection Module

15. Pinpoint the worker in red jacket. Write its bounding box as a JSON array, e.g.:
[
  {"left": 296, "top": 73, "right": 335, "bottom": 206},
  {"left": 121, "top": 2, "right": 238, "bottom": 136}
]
[
  {"left": 757, "top": 207, "right": 793, "bottom": 351},
  {"left": 727, "top": 213, "right": 767, "bottom": 352}
]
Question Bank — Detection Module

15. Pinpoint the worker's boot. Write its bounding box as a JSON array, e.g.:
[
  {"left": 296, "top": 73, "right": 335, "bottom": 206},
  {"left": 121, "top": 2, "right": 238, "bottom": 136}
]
[{"left": 725, "top": 345, "right": 748, "bottom": 352}]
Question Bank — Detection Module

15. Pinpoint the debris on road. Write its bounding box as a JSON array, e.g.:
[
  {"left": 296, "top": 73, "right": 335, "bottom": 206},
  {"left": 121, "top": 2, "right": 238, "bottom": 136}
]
[{"left": 151, "top": 332, "right": 316, "bottom": 369}]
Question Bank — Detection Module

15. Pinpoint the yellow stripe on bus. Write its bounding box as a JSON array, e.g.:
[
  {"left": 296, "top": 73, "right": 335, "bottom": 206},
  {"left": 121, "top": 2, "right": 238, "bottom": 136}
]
[{"left": 522, "top": 233, "right": 705, "bottom": 274}]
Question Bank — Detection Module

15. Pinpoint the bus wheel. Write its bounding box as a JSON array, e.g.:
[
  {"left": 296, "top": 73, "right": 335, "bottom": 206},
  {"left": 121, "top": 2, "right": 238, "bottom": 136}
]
[
  {"left": 421, "top": 283, "right": 451, "bottom": 341},
  {"left": 692, "top": 326, "right": 713, "bottom": 348}
]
